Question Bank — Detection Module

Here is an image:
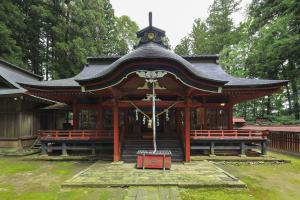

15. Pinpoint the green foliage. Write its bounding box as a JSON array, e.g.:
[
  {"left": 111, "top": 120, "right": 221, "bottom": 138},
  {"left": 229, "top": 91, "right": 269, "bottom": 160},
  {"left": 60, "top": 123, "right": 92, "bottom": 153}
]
[
  {"left": 179, "top": 0, "right": 300, "bottom": 122},
  {"left": 175, "top": 0, "right": 241, "bottom": 55},
  {"left": 174, "top": 36, "right": 191, "bottom": 55},
  {"left": 205, "top": 0, "right": 241, "bottom": 54},
  {"left": 0, "top": 0, "right": 139, "bottom": 79},
  {"left": 116, "top": 15, "right": 139, "bottom": 51},
  {"left": 221, "top": 0, "right": 300, "bottom": 120},
  {"left": 0, "top": 22, "right": 23, "bottom": 66},
  {"left": 191, "top": 19, "right": 209, "bottom": 54},
  {"left": 0, "top": 1, "right": 24, "bottom": 67}
]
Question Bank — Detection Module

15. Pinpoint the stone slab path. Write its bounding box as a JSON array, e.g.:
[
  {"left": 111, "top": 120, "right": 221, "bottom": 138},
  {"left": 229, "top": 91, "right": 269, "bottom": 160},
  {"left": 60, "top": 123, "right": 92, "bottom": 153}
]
[
  {"left": 62, "top": 161, "right": 245, "bottom": 188},
  {"left": 125, "top": 187, "right": 180, "bottom": 200}
]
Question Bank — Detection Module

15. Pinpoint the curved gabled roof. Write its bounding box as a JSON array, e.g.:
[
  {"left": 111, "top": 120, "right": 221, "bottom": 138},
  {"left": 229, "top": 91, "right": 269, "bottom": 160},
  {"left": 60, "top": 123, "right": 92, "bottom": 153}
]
[
  {"left": 18, "top": 63, "right": 111, "bottom": 89},
  {"left": 0, "top": 59, "right": 41, "bottom": 95},
  {"left": 18, "top": 52, "right": 287, "bottom": 90},
  {"left": 191, "top": 63, "right": 288, "bottom": 87},
  {"left": 75, "top": 42, "right": 227, "bottom": 85},
  {"left": 17, "top": 26, "right": 287, "bottom": 92}
]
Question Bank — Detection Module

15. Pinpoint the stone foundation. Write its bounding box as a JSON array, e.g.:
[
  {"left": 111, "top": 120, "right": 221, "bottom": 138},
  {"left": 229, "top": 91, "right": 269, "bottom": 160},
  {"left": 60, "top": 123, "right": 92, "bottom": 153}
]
[{"left": 0, "top": 136, "right": 36, "bottom": 149}]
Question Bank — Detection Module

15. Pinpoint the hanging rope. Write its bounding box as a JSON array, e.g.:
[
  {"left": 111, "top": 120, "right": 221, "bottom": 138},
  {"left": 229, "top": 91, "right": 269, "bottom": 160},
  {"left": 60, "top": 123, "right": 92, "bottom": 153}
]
[
  {"left": 127, "top": 101, "right": 151, "bottom": 120},
  {"left": 122, "top": 100, "right": 182, "bottom": 119},
  {"left": 155, "top": 101, "right": 181, "bottom": 117}
]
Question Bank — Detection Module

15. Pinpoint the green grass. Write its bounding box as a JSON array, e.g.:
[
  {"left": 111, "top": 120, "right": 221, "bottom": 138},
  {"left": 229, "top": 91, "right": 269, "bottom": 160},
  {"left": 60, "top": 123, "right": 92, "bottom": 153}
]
[
  {"left": 0, "top": 159, "right": 39, "bottom": 175},
  {"left": 0, "top": 152, "right": 300, "bottom": 199},
  {"left": 180, "top": 188, "right": 255, "bottom": 200},
  {"left": 180, "top": 152, "right": 300, "bottom": 200},
  {"left": 0, "top": 157, "right": 127, "bottom": 200}
]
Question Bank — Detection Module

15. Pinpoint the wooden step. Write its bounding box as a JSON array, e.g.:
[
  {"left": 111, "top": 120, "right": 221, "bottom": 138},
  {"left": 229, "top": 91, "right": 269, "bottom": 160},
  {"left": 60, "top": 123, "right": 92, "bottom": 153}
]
[{"left": 121, "top": 138, "right": 184, "bottom": 162}]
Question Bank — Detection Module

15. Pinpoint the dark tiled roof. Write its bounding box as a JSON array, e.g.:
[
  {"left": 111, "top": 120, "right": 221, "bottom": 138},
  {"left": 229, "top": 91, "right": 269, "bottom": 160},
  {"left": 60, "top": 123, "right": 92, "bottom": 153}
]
[
  {"left": 0, "top": 59, "right": 42, "bottom": 80},
  {"left": 0, "top": 60, "right": 42, "bottom": 95},
  {"left": 76, "top": 42, "right": 226, "bottom": 84},
  {"left": 19, "top": 63, "right": 112, "bottom": 88},
  {"left": 18, "top": 42, "right": 287, "bottom": 89},
  {"left": 191, "top": 63, "right": 287, "bottom": 87}
]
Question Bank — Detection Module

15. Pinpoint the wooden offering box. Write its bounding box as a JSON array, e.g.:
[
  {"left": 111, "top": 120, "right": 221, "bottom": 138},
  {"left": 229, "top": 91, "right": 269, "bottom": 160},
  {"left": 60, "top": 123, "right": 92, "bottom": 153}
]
[{"left": 136, "top": 150, "right": 172, "bottom": 170}]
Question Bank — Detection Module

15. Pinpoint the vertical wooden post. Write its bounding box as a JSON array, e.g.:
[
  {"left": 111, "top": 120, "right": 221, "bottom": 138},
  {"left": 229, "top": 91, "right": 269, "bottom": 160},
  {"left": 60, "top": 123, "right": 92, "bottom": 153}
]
[
  {"left": 92, "top": 143, "right": 96, "bottom": 155},
  {"left": 185, "top": 99, "right": 191, "bottom": 162},
  {"left": 210, "top": 141, "right": 215, "bottom": 156},
  {"left": 113, "top": 100, "right": 119, "bottom": 162},
  {"left": 227, "top": 103, "right": 233, "bottom": 130},
  {"left": 62, "top": 142, "right": 68, "bottom": 156},
  {"left": 240, "top": 141, "right": 246, "bottom": 157},
  {"left": 261, "top": 141, "right": 267, "bottom": 156},
  {"left": 73, "top": 98, "right": 78, "bottom": 129}
]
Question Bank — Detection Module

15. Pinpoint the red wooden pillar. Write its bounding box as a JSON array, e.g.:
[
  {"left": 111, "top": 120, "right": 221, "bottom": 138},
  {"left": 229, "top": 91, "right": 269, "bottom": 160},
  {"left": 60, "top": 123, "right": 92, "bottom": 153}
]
[
  {"left": 72, "top": 98, "right": 78, "bottom": 129},
  {"left": 185, "top": 99, "right": 191, "bottom": 162},
  {"left": 113, "top": 101, "right": 119, "bottom": 162},
  {"left": 227, "top": 103, "right": 233, "bottom": 129}
]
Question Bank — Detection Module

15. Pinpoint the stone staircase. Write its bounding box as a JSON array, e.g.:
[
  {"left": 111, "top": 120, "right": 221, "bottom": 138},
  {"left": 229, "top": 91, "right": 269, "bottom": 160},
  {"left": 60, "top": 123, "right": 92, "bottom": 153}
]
[
  {"left": 30, "top": 137, "right": 42, "bottom": 150},
  {"left": 121, "top": 138, "right": 184, "bottom": 162}
]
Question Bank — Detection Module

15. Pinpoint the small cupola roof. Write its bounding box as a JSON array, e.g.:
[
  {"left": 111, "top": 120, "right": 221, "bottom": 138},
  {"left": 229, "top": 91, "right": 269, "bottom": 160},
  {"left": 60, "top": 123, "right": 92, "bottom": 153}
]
[{"left": 135, "top": 12, "right": 168, "bottom": 48}]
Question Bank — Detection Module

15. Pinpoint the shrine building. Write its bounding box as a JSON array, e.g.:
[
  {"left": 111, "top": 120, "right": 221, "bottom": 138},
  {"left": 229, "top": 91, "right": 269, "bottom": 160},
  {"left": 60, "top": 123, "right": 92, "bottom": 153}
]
[{"left": 0, "top": 14, "right": 287, "bottom": 162}]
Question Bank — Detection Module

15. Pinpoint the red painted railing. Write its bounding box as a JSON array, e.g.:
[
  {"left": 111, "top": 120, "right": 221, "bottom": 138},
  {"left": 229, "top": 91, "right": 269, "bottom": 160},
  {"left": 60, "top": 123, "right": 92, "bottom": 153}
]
[
  {"left": 39, "top": 130, "right": 113, "bottom": 140},
  {"left": 190, "top": 130, "right": 268, "bottom": 140}
]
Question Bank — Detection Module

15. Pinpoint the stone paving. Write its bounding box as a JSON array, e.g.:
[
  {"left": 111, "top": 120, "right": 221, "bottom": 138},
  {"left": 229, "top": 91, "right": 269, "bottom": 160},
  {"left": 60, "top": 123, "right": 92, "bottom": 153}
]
[
  {"left": 62, "top": 160, "right": 245, "bottom": 188},
  {"left": 125, "top": 187, "right": 180, "bottom": 200}
]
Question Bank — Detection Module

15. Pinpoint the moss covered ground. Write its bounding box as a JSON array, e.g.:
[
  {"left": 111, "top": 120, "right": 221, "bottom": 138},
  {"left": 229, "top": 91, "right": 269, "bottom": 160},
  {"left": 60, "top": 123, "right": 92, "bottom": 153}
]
[
  {"left": 180, "top": 152, "right": 300, "bottom": 200},
  {"left": 0, "top": 152, "right": 299, "bottom": 199}
]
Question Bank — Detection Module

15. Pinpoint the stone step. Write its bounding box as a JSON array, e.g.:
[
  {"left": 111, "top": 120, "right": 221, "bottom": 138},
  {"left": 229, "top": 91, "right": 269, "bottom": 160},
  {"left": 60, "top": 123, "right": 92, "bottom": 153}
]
[
  {"left": 122, "top": 146, "right": 182, "bottom": 149},
  {"left": 121, "top": 150, "right": 183, "bottom": 153}
]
